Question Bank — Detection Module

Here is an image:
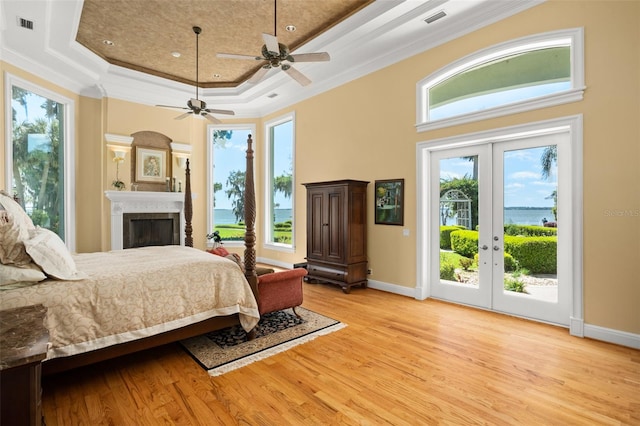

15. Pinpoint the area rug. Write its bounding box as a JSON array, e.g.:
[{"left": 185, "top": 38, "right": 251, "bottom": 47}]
[{"left": 180, "top": 307, "right": 346, "bottom": 376}]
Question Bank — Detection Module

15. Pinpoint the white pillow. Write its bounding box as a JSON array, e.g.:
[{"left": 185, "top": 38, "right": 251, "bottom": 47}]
[
  {"left": 24, "top": 227, "right": 86, "bottom": 281},
  {"left": 0, "top": 262, "right": 46, "bottom": 286}
]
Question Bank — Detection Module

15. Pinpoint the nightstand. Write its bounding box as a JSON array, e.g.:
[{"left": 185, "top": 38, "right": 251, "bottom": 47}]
[{"left": 1, "top": 304, "right": 49, "bottom": 426}]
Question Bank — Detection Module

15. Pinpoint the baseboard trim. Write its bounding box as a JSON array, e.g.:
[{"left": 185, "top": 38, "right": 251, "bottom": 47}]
[
  {"left": 366, "top": 279, "right": 416, "bottom": 298},
  {"left": 583, "top": 324, "right": 640, "bottom": 349}
]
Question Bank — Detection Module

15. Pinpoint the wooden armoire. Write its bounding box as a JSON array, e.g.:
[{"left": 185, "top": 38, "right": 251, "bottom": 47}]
[{"left": 303, "top": 180, "right": 369, "bottom": 293}]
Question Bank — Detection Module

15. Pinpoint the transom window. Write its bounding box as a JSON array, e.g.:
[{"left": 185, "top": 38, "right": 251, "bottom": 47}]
[{"left": 416, "top": 28, "right": 584, "bottom": 131}]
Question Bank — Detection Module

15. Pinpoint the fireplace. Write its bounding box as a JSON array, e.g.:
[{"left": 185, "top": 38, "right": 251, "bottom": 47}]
[{"left": 105, "top": 191, "right": 191, "bottom": 250}]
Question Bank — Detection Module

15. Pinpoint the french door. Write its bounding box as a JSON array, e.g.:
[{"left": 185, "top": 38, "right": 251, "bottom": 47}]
[{"left": 427, "top": 130, "right": 573, "bottom": 326}]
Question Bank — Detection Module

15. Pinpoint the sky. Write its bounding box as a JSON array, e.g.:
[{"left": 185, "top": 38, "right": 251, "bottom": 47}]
[
  {"left": 213, "top": 123, "right": 293, "bottom": 210},
  {"left": 440, "top": 146, "right": 557, "bottom": 208}
]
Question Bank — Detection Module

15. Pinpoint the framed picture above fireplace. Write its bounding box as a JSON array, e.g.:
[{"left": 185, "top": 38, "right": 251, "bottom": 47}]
[{"left": 136, "top": 146, "right": 169, "bottom": 183}]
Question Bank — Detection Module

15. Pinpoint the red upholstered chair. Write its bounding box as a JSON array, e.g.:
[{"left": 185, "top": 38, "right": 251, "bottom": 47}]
[{"left": 256, "top": 268, "right": 307, "bottom": 317}]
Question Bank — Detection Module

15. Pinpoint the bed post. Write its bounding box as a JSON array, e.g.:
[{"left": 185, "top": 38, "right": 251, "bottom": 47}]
[
  {"left": 184, "top": 158, "right": 193, "bottom": 247},
  {"left": 244, "top": 135, "right": 258, "bottom": 296}
]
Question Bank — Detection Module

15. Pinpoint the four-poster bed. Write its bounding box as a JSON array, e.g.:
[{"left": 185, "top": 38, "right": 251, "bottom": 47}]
[{"left": 0, "top": 135, "right": 261, "bottom": 375}]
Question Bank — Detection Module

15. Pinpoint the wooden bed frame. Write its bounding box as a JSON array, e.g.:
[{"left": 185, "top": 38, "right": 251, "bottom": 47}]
[{"left": 43, "top": 135, "right": 259, "bottom": 375}]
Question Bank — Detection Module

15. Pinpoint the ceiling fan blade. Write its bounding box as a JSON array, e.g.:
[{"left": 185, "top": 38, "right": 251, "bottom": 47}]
[
  {"left": 217, "top": 53, "right": 261, "bottom": 61},
  {"left": 284, "top": 66, "right": 312, "bottom": 86},
  {"left": 288, "top": 52, "right": 330, "bottom": 62},
  {"left": 157, "top": 104, "right": 188, "bottom": 110},
  {"left": 248, "top": 66, "right": 270, "bottom": 84},
  {"left": 262, "top": 33, "right": 280, "bottom": 55},
  {"left": 201, "top": 113, "right": 221, "bottom": 124},
  {"left": 205, "top": 108, "right": 235, "bottom": 116},
  {"left": 175, "top": 111, "right": 193, "bottom": 120}
]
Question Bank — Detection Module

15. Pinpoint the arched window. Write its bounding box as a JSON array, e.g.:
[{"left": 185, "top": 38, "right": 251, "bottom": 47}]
[{"left": 416, "top": 28, "right": 584, "bottom": 132}]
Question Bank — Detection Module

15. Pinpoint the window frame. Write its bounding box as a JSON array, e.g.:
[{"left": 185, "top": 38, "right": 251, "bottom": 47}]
[
  {"left": 4, "top": 72, "right": 76, "bottom": 251},
  {"left": 206, "top": 123, "right": 256, "bottom": 248},
  {"left": 263, "top": 112, "right": 296, "bottom": 252},
  {"left": 416, "top": 28, "right": 585, "bottom": 132}
]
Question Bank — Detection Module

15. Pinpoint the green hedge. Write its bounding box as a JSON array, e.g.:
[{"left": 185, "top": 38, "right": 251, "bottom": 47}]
[
  {"left": 440, "top": 225, "right": 466, "bottom": 249},
  {"left": 504, "top": 235, "right": 557, "bottom": 274},
  {"left": 450, "top": 230, "right": 479, "bottom": 257},
  {"left": 454, "top": 230, "right": 556, "bottom": 273},
  {"left": 504, "top": 224, "right": 557, "bottom": 237}
]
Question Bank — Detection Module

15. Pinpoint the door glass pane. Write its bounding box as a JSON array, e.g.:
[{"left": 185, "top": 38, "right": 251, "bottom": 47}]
[
  {"left": 11, "top": 86, "right": 65, "bottom": 238},
  {"left": 439, "top": 155, "right": 479, "bottom": 287},
  {"left": 502, "top": 146, "right": 558, "bottom": 302}
]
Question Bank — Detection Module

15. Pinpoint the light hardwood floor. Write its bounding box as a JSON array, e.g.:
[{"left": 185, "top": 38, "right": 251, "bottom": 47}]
[{"left": 42, "top": 282, "right": 639, "bottom": 425}]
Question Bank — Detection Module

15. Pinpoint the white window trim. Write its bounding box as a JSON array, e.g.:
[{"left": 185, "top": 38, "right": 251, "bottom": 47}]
[
  {"left": 4, "top": 72, "right": 76, "bottom": 251},
  {"left": 206, "top": 123, "right": 256, "bottom": 248},
  {"left": 416, "top": 28, "right": 585, "bottom": 132},
  {"left": 263, "top": 112, "right": 295, "bottom": 253}
]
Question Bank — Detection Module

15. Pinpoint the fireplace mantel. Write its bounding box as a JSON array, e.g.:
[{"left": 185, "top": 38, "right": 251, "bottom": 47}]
[{"left": 105, "top": 191, "right": 195, "bottom": 250}]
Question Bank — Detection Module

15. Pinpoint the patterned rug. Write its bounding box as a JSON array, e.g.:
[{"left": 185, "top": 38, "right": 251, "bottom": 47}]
[{"left": 180, "top": 307, "right": 345, "bottom": 376}]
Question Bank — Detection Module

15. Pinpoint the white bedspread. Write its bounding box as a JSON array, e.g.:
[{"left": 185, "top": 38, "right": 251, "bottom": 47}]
[{"left": 0, "top": 246, "right": 260, "bottom": 360}]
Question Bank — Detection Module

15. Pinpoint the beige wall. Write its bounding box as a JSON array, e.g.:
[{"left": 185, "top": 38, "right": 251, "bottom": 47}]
[
  {"left": 263, "top": 0, "right": 640, "bottom": 334},
  {"left": 2, "top": 0, "right": 638, "bottom": 334}
]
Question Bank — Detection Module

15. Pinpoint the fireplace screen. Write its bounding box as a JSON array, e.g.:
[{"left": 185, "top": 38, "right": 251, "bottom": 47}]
[{"left": 123, "top": 213, "right": 180, "bottom": 249}]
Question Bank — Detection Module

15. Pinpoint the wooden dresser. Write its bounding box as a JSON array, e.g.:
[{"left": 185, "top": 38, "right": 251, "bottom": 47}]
[
  {"left": 0, "top": 304, "right": 48, "bottom": 426},
  {"left": 303, "top": 180, "right": 369, "bottom": 293}
]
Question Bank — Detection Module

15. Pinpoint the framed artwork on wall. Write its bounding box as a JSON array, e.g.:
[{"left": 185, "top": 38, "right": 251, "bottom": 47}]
[
  {"left": 375, "top": 179, "right": 404, "bottom": 226},
  {"left": 135, "top": 146, "right": 168, "bottom": 183}
]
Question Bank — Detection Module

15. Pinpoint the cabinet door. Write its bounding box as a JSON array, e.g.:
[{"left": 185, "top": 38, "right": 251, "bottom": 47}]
[
  {"left": 325, "top": 187, "right": 345, "bottom": 262},
  {"left": 307, "top": 189, "right": 325, "bottom": 260}
]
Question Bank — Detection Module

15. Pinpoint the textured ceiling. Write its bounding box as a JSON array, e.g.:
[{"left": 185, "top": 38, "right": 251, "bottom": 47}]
[{"left": 76, "top": 0, "right": 373, "bottom": 88}]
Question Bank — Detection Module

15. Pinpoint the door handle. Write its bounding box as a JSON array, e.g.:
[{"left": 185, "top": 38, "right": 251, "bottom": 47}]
[
  {"left": 493, "top": 245, "right": 500, "bottom": 251},
  {"left": 480, "top": 245, "right": 488, "bottom": 250}
]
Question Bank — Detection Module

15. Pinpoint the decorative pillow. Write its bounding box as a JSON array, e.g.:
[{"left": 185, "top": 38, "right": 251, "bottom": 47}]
[
  {"left": 0, "top": 212, "right": 32, "bottom": 266},
  {"left": 207, "top": 247, "right": 230, "bottom": 257},
  {"left": 0, "top": 262, "right": 46, "bottom": 286},
  {"left": 24, "top": 227, "right": 86, "bottom": 281},
  {"left": 0, "top": 192, "right": 35, "bottom": 231}
]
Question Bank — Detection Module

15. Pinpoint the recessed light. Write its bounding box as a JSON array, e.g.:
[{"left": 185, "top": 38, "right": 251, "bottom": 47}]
[
  {"left": 172, "top": 51, "right": 181, "bottom": 58},
  {"left": 285, "top": 25, "right": 296, "bottom": 32},
  {"left": 103, "top": 39, "right": 114, "bottom": 46}
]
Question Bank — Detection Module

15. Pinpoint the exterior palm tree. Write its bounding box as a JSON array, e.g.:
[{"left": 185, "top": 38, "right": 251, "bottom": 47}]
[{"left": 540, "top": 145, "right": 557, "bottom": 179}]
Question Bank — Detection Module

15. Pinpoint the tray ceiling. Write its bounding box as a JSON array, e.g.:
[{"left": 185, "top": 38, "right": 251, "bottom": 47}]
[{"left": 76, "top": 0, "right": 372, "bottom": 88}]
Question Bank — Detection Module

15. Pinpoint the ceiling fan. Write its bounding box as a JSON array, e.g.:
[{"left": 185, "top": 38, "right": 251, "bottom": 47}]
[
  {"left": 157, "top": 26, "right": 235, "bottom": 123},
  {"left": 216, "top": 0, "right": 330, "bottom": 86}
]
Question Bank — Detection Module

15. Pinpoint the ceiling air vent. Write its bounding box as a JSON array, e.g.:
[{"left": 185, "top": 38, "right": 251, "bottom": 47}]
[
  {"left": 17, "top": 17, "right": 35, "bottom": 30},
  {"left": 267, "top": 93, "right": 279, "bottom": 99},
  {"left": 424, "top": 10, "right": 446, "bottom": 24}
]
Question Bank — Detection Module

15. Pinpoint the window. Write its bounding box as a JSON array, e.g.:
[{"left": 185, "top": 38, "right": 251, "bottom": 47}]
[
  {"left": 264, "top": 113, "right": 295, "bottom": 250},
  {"left": 416, "top": 28, "right": 584, "bottom": 131},
  {"left": 207, "top": 124, "right": 255, "bottom": 246},
  {"left": 5, "top": 74, "right": 75, "bottom": 249}
]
